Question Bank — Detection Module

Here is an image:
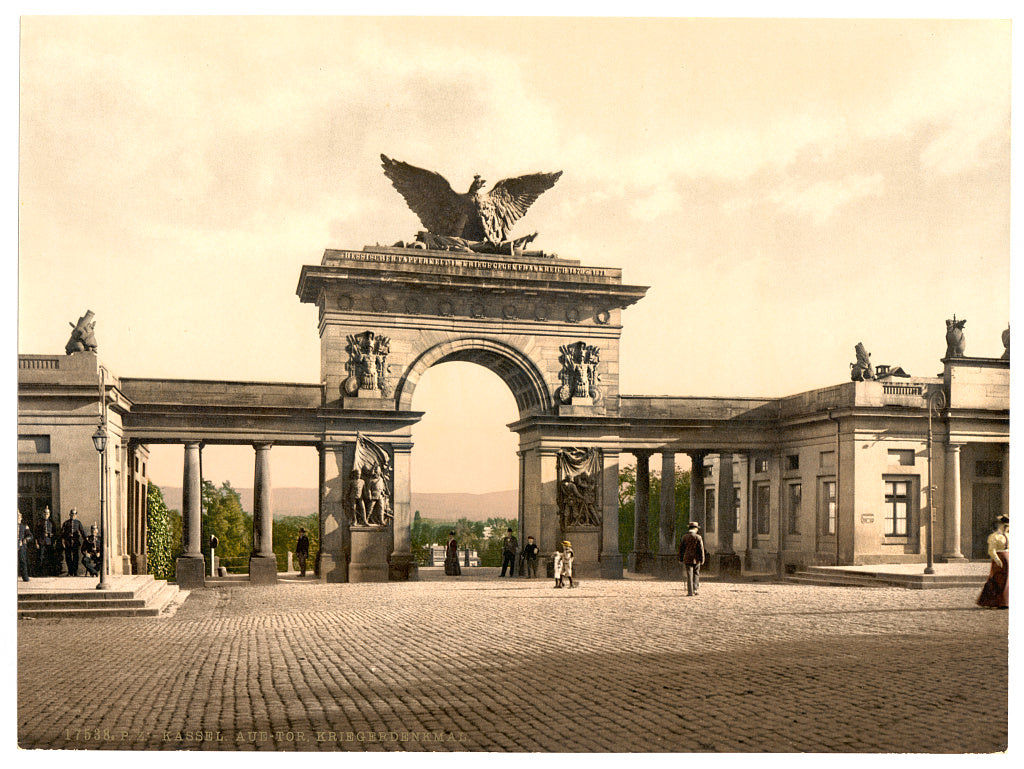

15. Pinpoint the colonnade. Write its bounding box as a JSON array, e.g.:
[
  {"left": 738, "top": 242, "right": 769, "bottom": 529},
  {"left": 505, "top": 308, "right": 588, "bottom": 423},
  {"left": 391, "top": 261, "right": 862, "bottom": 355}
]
[
  {"left": 626, "top": 449, "right": 742, "bottom": 577},
  {"left": 174, "top": 440, "right": 280, "bottom": 588}
]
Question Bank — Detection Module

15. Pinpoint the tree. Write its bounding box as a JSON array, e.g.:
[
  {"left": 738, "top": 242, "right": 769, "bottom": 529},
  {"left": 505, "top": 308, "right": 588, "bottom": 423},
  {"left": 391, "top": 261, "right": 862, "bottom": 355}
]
[
  {"left": 146, "top": 483, "right": 177, "bottom": 580},
  {"left": 202, "top": 480, "right": 252, "bottom": 573},
  {"left": 272, "top": 515, "right": 318, "bottom": 571},
  {"left": 618, "top": 465, "right": 691, "bottom": 556}
]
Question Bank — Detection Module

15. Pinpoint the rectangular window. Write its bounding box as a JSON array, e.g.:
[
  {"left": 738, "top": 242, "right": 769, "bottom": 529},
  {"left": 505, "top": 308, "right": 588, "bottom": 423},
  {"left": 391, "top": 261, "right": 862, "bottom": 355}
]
[
  {"left": 888, "top": 449, "right": 915, "bottom": 466},
  {"left": 704, "top": 488, "right": 716, "bottom": 532},
  {"left": 754, "top": 457, "right": 768, "bottom": 474},
  {"left": 786, "top": 454, "right": 800, "bottom": 471},
  {"left": 821, "top": 480, "right": 837, "bottom": 536},
  {"left": 787, "top": 483, "right": 802, "bottom": 535},
  {"left": 755, "top": 483, "right": 770, "bottom": 535},
  {"left": 819, "top": 450, "right": 835, "bottom": 468},
  {"left": 703, "top": 465, "right": 713, "bottom": 478},
  {"left": 884, "top": 480, "right": 911, "bottom": 536},
  {"left": 734, "top": 486, "right": 742, "bottom": 531}
]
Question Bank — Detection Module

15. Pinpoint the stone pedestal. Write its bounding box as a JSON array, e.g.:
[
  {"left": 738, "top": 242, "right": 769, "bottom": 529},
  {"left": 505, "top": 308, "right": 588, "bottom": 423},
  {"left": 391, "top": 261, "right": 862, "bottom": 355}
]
[
  {"left": 565, "top": 526, "right": 600, "bottom": 578},
  {"left": 654, "top": 554, "right": 682, "bottom": 580},
  {"left": 248, "top": 554, "right": 278, "bottom": 585},
  {"left": 175, "top": 556, "right": 206, "bottom": 589},
  {"left": 349, "top": 526, "right": 390, "bottom": 582}
]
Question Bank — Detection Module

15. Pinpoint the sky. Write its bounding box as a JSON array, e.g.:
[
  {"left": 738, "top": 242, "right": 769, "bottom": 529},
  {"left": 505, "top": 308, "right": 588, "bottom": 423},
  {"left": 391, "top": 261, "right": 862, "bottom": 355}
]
[{"left": 15, "top": 16, "right": 1013, "bottom": 495}]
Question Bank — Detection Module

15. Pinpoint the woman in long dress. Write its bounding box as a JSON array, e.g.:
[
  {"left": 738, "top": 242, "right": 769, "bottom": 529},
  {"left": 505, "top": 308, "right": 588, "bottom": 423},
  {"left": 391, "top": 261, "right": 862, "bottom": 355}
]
[
  {"left": 977, "top": 515, "right": 1008, "bottom": 608},
  {"left": 444, "top": 531, "right": 461, "bottom": 577}
]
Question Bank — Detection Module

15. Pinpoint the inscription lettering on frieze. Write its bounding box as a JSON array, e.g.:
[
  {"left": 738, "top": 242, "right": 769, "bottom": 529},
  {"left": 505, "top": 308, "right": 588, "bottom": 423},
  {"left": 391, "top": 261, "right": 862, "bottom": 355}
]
[{"left": 323, "top": 250, "right": 613, "bottom": 278}]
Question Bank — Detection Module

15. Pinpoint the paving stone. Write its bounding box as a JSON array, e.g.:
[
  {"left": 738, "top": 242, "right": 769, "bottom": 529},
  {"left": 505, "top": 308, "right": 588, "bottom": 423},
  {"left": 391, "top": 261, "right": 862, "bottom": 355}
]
[{"left": 17, "top": 576, "right": 1008, "bottom": 752}]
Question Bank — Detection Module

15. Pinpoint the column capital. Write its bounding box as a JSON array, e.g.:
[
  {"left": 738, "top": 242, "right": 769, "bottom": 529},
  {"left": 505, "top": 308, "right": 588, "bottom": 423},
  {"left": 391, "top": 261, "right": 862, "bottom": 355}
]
[
  {"left": 253, "top": 441, "right": 274, "bottom": 450},
  {"left": 633, "top": 449, "right": 654, "bottom": 460},
  {"left": 945, "top": 442, "right": 965, "bottom": 452},
  {"left": 184, "top": 440, "right": 202, "bottom": 450}
]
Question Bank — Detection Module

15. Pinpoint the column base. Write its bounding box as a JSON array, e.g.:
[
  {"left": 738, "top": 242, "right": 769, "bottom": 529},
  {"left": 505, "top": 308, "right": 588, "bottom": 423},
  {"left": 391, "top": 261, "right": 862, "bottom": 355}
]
[
  {"left": 628, "top": 551, "right": 656, "bottom": 573},
  {"left": 388, "top": 553, "right": 418, "bottom": 581},
  {"left": 713, "top": 552, "right": 742, "bottom": 577},
  {"left": 654, "top": 553, "right": 683, "bottom": 580},
  {"left": 318, "top": 552, "right": 349, "bottom": 583},
  {"left": 130, "top": 553, "right": 147, "bottom": 576},
  {"left": 175, "top": 556, "right": 206, "bottom": 589},
  {"left": 248, "top": 554, "right": 279, "bottom": 585},
  {"left": 938, "top": 554, "right": 968, "bottom": 563},
  {"left": 599, "top": 553, "right": 624, "bottom": 579}
]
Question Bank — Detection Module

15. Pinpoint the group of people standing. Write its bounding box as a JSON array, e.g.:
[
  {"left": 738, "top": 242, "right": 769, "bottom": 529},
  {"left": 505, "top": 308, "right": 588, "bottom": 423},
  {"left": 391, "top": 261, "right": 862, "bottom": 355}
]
[
  {"left": 442, "top": 528, "right": 579, "bottom": 588},
  {"left": 17, "top": 507, "right": 103, "bottom": 581}
]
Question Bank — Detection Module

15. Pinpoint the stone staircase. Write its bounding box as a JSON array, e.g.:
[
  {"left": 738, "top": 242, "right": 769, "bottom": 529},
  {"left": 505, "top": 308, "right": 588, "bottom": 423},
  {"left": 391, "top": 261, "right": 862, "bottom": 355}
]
[
  {"left": 785, "top": 565, "right": 987, "bottom": 590},
  {"left": 17, "top": 575, "right": 187, "bottom": 619}
]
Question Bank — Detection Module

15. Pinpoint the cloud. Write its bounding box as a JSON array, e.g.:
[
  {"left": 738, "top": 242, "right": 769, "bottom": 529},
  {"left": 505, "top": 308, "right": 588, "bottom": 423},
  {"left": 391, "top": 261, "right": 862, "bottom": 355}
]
[{"left": 767, "top": 173, "right": 885, "bottom": 226}]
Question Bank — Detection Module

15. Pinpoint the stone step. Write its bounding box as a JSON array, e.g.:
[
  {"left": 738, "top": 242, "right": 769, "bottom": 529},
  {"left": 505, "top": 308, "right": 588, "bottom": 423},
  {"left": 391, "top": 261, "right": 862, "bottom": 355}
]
[
  {"left": 17, "top": 576, "right": 184, "bottom": 619},
  {"left": 787, "top": 569, "right": 986, "bottom": 589}
]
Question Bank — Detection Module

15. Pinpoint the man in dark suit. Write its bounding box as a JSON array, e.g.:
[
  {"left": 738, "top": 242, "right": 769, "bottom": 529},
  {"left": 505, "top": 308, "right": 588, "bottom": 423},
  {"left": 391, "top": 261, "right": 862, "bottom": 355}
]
[
  {"left": 678, "top": 522, "right": 706, "bottom": 596},
  {"left": 82, "top": 524, "right": 102, "bottom": 577},
  {"left": 18, "top": 511, "right": 33, "bottom": 582},
  {"left": 36, "top": 506, "right": 58, "bottom": 576},
  {"left": 61, "top": 508, "right": 86, "bottom": 576},
  {"left": 295, "top": 528, "right": 310, "bottom": 577}
]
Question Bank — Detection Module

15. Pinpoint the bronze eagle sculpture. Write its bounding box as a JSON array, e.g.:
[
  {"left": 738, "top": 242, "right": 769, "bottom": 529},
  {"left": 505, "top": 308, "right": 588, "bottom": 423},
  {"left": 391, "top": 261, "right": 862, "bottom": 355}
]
[{"left": 380, "top": 154, "right": 562, "bottom": 250}]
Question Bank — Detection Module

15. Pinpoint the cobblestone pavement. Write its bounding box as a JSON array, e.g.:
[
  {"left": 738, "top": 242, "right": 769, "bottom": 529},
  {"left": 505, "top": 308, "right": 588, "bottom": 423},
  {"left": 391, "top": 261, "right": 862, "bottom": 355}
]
[{"left": 17, "top": 570, "right": 1008, "bottom": 753}]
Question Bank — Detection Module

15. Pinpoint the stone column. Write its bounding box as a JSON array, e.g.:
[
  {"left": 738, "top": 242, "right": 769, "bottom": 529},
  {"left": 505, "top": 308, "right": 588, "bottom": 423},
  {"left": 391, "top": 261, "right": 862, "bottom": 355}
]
[
  {"left": 600, "top": 448, "right": 623, "bottom": 578},
  {"left": 941, "top": 442, "right": 966, "bottom": 561},
  {"left": 715, "top": 452, "right": 741, "bottom": 575},
  {"left": 175, "top": 441, "right": 205, "bottom": 588},
  {"left": 389, "top": 443, "right": 416, "bottom": 580},
  {"left": 689, "top": 451, "right": 706, "bottom": 532},
  {"left": 655, "top": 452, "right": 680, "bottom": 579},
  {"left": 319, "top": 443, "right": 350, "bottom": 582},
  {"left": 249, "top": 442, "right": 278, "bottom": 584},
  {"left": 629, "top": 451, "right": 653, "bottom": 573}
]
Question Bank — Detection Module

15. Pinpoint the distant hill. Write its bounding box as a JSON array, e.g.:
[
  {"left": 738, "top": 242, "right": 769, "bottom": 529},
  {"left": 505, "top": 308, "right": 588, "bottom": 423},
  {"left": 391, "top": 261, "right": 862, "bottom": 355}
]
[{"left": 154, "top": 486, "right": 516, "bottom": 522}]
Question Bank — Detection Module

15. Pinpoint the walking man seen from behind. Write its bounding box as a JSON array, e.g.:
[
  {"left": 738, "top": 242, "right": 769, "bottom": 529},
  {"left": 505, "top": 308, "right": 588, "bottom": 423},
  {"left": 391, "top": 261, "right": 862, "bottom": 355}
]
[
  {"left": 295, "top": 527, "right": 310, "bottom": 577},
  {"left": 679, "top": 522, "right": 706, "bottom": 596},
  {"left": 500, "top": 527, "right": 518, "bottom": 577}
]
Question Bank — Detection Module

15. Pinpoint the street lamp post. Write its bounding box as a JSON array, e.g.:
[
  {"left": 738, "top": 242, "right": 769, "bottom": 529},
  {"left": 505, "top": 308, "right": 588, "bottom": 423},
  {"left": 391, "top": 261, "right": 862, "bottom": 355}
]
[
  {"left": 92, "top": 424, "right": 111, "bottom": 589},
  {"left": 924, "top": 387, "right": 947, "bottom": 576}
]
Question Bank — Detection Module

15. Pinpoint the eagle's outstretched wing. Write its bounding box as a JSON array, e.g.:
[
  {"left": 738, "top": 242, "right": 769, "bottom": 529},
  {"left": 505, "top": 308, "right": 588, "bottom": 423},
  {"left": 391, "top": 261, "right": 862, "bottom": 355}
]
[
  {"left": 479, "top": 171, "right": 563, "bottom": 243},
  {"left": 380, "top": 154, "right": 468, "bottom": 237}
]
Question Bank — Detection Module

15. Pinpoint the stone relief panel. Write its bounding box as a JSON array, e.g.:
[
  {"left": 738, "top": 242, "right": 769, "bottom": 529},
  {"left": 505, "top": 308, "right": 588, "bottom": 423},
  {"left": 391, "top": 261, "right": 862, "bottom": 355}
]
[
  {"left": 557, "top": 341, "right": 602, "bottom": 404},
  {"left": 345, "top": 433, "right": 393, "bottom": 528},
  {"left": 343, "top": 331, "right": 392, "bottom": 397},
  {"left": 557, "top": 448, "right": 602, "bottom": 528}
]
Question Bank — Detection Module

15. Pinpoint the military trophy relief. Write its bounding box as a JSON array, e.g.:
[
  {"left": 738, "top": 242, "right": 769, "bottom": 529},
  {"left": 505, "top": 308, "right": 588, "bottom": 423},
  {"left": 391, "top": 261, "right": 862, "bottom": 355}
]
[
  {"left": 344, "top": 433, "right": 394, "bottom": 530},
  {"left": 341, "top": 330, "right": 394, "bottom": 409},
  {"left": 556, "top": 341, "right": 603, "bottom": 414}
]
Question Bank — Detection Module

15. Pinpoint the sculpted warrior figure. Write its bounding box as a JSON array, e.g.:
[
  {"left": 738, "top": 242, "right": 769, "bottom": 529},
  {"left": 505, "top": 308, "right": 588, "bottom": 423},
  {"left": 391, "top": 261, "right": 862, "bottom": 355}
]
[
  {"left": 945, "top": 316, "right": 966, "bottom": 359},
  {"left": 345, "top": 331, "right": 391, "bottom": 396},
  {"left": 362, "top": 466, "right": 392, "bottom": 526},
  {"left": 65, "top": 310, "right": 98, "bottom": 355},
  {"left": 345, "top": 470, "right": 367, "bottom": 526}
]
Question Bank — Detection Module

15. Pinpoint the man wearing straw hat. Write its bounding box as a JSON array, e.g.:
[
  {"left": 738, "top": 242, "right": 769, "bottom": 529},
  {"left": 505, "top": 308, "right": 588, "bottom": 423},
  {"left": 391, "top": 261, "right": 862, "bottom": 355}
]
[{"left": 678, "top": 522, "right": 706, "bottom": 596}]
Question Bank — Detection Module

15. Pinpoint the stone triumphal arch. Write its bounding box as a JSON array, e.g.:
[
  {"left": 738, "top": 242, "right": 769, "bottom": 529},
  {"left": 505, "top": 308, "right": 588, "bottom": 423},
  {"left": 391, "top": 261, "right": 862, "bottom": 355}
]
[{"left": 296, "top": 246, "right": 649, "bottom": 582}]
